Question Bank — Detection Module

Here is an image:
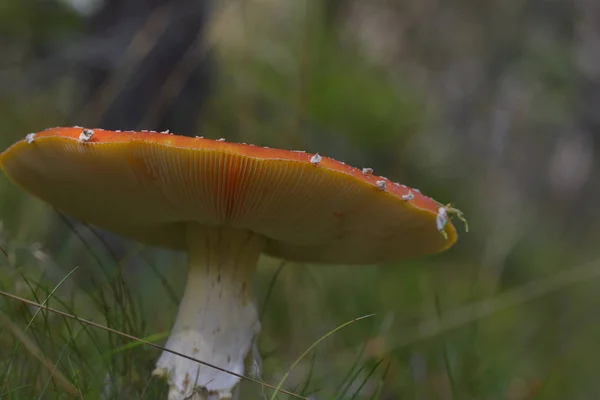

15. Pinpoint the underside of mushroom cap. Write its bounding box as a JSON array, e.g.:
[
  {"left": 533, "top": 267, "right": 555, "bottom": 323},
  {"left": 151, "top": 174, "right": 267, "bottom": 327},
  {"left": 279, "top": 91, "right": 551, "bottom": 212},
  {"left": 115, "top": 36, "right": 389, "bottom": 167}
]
[{"left": 0, "top": 127, "right": 458, "bottom": 264}]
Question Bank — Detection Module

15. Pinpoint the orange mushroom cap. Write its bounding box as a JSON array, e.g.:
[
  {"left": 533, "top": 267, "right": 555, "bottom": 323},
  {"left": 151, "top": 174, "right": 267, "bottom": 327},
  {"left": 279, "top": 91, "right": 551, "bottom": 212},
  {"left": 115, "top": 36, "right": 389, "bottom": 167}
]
[{"left": 0, "top": 127, "right": 457, "bottom": 263}]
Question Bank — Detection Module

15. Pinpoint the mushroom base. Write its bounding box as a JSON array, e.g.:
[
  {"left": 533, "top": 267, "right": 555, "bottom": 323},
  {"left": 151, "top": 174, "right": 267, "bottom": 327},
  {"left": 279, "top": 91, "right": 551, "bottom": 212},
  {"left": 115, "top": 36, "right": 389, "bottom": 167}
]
[{"left": 152, "top": 225, "right": 266, "bottom": 400}]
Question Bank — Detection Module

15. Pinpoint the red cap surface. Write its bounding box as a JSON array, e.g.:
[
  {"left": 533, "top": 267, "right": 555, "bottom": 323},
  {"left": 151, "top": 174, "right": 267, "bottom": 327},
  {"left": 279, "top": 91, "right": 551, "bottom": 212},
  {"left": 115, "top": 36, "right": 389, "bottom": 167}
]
[{"left": 0, "top": 127, "right": 458, "bottom": 263}]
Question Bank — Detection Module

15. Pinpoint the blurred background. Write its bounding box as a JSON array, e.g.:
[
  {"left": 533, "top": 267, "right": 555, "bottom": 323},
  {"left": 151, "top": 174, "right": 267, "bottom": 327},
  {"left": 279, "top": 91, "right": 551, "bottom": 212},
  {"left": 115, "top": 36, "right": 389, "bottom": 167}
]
[{"left": 1, "top": 0, "right": 600, "bottom": 398}]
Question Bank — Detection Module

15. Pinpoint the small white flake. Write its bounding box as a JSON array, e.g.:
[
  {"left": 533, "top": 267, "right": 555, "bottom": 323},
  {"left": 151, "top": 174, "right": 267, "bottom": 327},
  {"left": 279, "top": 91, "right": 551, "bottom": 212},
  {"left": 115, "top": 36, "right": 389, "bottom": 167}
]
[
  {"left": 362, "top": 168, "right": 373, "bottom": 174},
  {"left": 402, "top": 190, "right": 414, "bottom": 201},
  {"left": 437, "top": 204, "right": 468, "bottom": 238},
  {"left": 310, "top": 153, "right": 322, "bottom": 165},
  {"left": 26, "top": 133, "right": 36, "bottom": 144},
  {"left": 217, "top": 138, "right": 225, "bottom": 142},
  {"left": 79, "top": 129, "right": 94, "bottom": 142},
  {"left": 161, "top": 130, "right": 170, "bottom": 134},
  {"left": 413, "top": 188, "right": 421, "bottom": 193},
  {"left": 30, "top": 243, "right": 49, "bottom": 262},
  {"left": 376, "top": 180, "right": 386, "bottom": 191},
  {"left": 436, "top": 207, "right": 448, "bottom": 232}
]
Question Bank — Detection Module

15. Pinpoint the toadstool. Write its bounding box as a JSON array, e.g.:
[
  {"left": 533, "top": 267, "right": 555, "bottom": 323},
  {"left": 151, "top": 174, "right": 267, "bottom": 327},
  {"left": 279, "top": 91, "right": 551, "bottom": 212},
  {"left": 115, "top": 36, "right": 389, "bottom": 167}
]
[{"left": 0, "top": 127, "right": 460, "bottom": 399}]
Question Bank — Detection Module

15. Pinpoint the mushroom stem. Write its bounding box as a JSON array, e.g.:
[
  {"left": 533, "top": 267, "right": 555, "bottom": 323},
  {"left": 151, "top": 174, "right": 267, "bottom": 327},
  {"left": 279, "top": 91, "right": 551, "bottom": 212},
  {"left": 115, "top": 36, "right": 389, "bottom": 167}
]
[{"left": 153, "top": 225, "right": 266, "bottom": 400}]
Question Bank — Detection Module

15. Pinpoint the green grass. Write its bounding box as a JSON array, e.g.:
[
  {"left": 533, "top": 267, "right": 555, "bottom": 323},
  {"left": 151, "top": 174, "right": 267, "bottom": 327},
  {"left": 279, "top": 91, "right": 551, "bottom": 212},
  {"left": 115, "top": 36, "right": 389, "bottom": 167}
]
[
  {"left": 0, "top": 227, "right": 380, "bottom": 399},
  {"left": 2, "top": 206, "right": 600, "bottom": 399}
]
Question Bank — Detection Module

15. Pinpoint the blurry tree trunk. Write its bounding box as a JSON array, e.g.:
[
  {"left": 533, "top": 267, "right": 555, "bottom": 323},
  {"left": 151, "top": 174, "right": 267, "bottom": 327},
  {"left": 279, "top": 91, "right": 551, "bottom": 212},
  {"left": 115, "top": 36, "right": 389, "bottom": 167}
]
[
  {"left": 576, "top": 0, "right": 600, "bottom": 149},
  {"left": 55, "top": 0, "right": 214, "bottom": 273},
  {"left": 75, "top": 0, "right": 212, "bottom": 137}
]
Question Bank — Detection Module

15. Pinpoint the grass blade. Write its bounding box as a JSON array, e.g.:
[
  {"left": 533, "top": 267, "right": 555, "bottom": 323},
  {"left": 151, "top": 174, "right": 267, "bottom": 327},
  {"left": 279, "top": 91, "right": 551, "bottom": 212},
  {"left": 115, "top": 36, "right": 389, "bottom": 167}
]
[{"left": 269, "top": 313, "right": 375, "bottom": 400}]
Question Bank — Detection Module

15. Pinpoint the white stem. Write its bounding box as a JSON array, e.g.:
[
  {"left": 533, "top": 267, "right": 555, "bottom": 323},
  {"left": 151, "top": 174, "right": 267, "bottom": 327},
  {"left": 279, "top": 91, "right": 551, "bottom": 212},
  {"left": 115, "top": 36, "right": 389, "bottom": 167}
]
[{"left": 152, "top": 225, "right": 266, "bottom": 400}]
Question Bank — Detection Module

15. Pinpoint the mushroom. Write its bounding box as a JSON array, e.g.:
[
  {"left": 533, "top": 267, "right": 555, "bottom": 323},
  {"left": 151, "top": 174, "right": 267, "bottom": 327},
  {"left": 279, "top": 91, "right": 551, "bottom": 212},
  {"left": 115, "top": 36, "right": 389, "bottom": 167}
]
[{"left": 0, "top": 127, "right": 460, "bottom": 399}]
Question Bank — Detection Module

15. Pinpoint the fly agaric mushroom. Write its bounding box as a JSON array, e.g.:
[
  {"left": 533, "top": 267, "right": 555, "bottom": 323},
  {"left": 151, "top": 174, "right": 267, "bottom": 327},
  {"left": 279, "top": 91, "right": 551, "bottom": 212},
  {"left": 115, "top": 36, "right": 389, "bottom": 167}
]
[{"left": 0, "top": 127, "right": 461, "bottom": 399}]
